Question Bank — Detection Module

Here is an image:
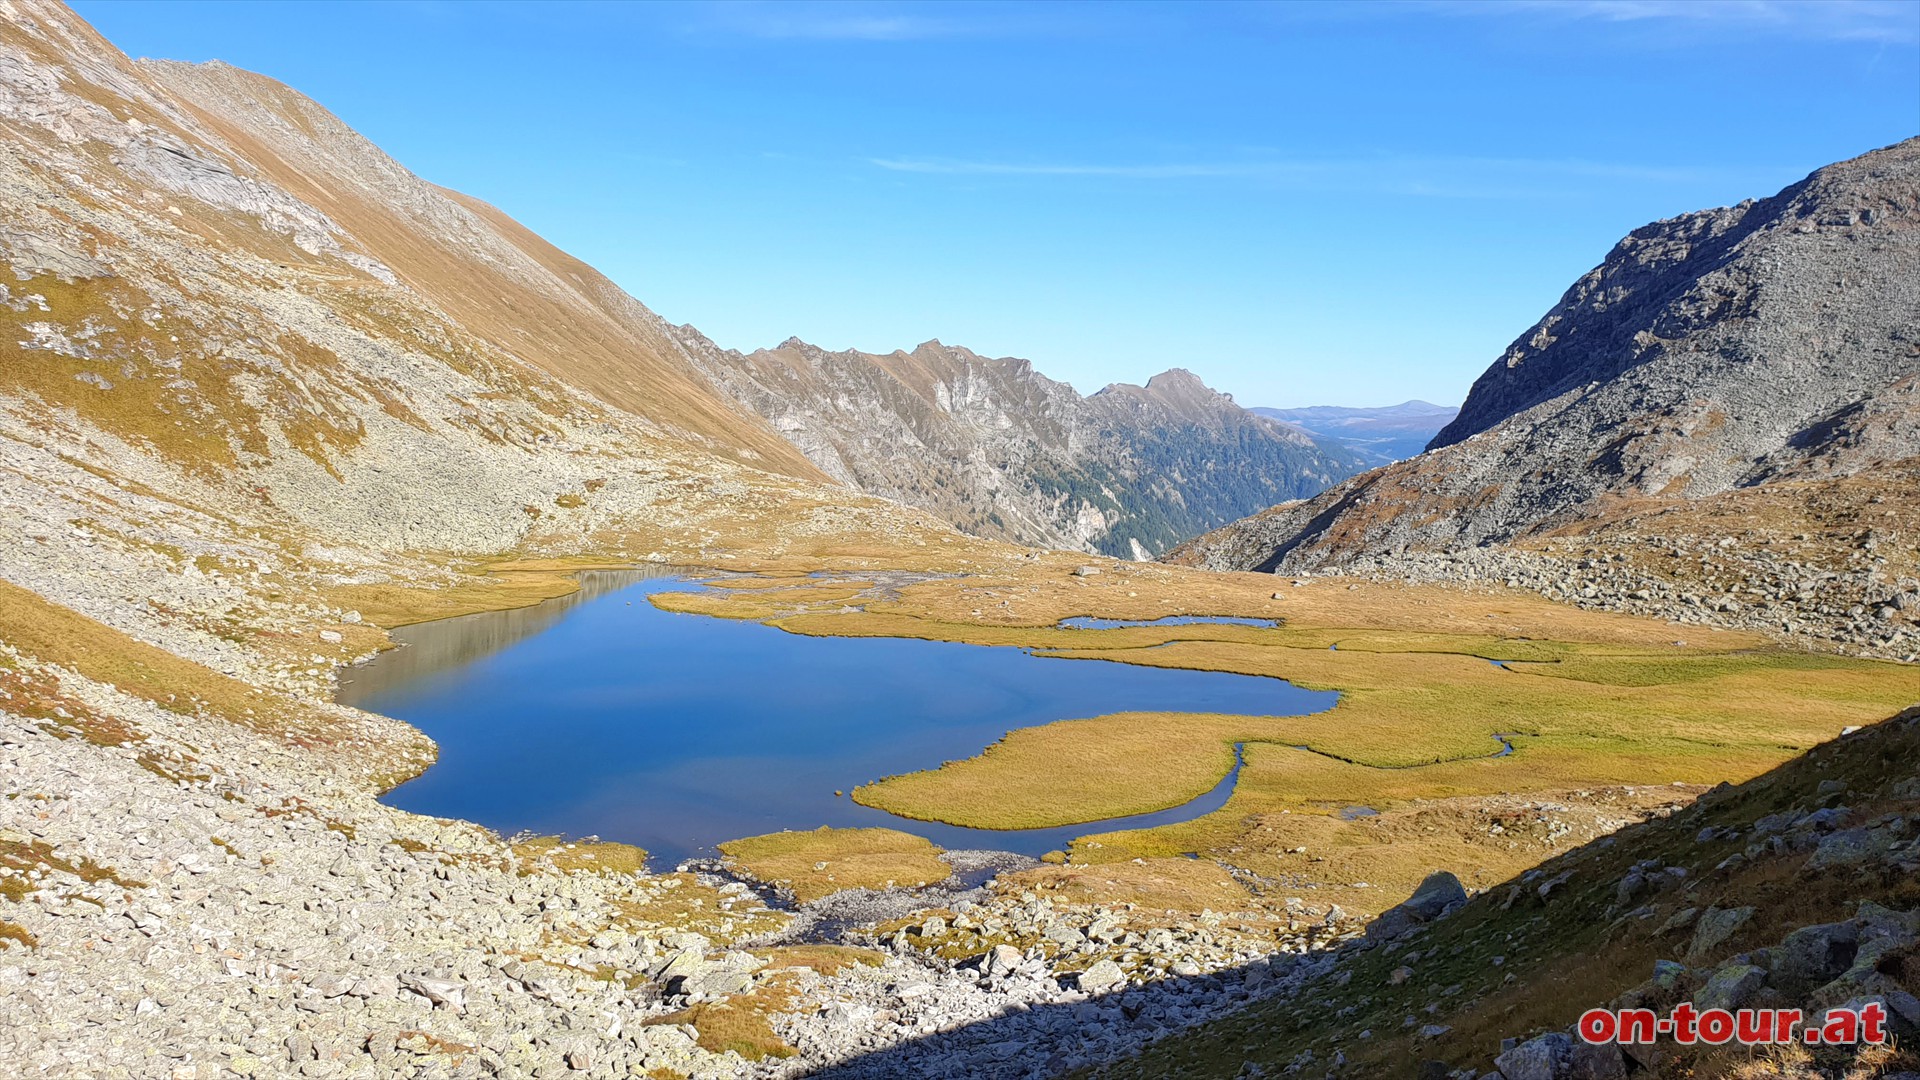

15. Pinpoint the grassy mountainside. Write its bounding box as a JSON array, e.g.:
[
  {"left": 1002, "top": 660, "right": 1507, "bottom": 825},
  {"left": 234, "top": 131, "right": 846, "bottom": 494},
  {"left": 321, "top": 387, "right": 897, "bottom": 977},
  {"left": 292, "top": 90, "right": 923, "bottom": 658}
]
[{"left": 2, "top": 4, "right": 1913, "bottom": 1078}]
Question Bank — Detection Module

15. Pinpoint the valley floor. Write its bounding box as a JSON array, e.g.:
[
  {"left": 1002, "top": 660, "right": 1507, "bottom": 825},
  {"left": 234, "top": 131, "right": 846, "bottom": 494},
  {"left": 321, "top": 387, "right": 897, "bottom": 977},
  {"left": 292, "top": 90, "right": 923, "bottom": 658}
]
[{"left": 5, "top": 499, "right": 1915, "bottom": 1078}]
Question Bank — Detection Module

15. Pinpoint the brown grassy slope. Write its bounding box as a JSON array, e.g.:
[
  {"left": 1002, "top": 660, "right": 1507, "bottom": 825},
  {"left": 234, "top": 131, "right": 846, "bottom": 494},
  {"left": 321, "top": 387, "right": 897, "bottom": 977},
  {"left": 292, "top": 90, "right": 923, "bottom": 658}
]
[
  {"left": 0, "top": 579, "right": 433, "bottom": 789},
  {"left": 1101, "top": 706, "right": 1920, "bottom": 1079},
  {"left": 131, "top": 55, "right": 826, "bottom": 481}
]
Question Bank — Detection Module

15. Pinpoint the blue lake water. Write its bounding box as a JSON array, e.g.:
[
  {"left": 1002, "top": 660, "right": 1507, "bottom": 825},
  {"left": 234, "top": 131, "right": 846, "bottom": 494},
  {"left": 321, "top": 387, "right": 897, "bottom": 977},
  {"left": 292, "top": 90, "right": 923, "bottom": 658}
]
[{"left": 338, "top": 570, "right": 1334, "bottom": 866}]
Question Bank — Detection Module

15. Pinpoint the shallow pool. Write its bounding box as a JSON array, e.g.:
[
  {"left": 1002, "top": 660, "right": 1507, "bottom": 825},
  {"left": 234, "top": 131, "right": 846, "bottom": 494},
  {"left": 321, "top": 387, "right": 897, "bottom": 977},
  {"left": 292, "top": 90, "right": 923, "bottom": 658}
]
[{"left": 1057, "top": 614, "right": 1279, "bottom": 630}]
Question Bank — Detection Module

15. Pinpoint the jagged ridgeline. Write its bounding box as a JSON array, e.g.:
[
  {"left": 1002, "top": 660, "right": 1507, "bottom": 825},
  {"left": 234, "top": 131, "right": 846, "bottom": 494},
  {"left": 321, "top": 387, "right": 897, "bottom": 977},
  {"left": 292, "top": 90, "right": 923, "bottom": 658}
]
[{"left": 673, "top": 335, "right": 1368, "bottom": 558}]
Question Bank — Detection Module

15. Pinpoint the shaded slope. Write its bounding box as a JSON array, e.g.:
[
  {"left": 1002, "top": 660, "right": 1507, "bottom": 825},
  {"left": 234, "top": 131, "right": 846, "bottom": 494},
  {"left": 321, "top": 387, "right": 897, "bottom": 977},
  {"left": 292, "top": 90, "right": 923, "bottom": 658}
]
[{"left": 1102, "top": 706, "right": 1920, "bottom": 1079}]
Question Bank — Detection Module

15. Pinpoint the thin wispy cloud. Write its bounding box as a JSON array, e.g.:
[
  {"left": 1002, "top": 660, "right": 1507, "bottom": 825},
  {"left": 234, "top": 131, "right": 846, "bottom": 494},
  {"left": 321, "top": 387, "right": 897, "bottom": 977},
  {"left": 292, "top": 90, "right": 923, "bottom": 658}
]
[
  {"left": 868, "top": 154, "right": 1757, "bottom": 198},
  {"left": 1429, "top": 0, "right": 1919, "bottom": 45},
  {"left": 869, "top": 159, "right": 1273, "bottom": 179}
]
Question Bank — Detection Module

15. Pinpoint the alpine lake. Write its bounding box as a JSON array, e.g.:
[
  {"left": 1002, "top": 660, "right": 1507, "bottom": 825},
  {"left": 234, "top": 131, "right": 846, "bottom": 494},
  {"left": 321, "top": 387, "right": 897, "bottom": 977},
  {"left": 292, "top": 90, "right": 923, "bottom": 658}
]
[{"left": 337, "top": 568, "right": 1333, "bottom": 867}]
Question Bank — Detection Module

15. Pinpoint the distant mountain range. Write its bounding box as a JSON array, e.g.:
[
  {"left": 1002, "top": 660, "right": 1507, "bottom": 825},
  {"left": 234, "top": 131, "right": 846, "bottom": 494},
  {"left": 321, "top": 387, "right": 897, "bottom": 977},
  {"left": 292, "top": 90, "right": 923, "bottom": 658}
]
[
  {"left": 677, "top": 335, "right": 1370, "bottom": 558},
  {"left": 1249, "top": 401, "right": 1459, "bottom": 465}
]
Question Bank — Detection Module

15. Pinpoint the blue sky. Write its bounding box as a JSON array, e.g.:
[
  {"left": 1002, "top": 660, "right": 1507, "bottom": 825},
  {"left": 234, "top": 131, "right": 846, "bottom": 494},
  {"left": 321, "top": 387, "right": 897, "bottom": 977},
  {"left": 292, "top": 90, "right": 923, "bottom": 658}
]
[{"left": 75, "top": 0, "right": 1919, "bottom": 408}]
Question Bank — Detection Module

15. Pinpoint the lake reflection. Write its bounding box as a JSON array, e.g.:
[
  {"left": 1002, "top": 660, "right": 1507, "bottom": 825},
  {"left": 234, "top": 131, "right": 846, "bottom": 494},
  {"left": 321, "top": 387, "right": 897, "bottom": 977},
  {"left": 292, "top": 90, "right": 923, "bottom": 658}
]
[{"left": 339, "top": 572, "right": 1334, "bottom": 865}]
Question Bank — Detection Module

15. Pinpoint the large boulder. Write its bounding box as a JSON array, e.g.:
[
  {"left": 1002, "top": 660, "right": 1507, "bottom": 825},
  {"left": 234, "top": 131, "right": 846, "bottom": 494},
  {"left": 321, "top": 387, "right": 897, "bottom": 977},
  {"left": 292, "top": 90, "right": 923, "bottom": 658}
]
[
  {"left": 980, "top": 944, "right": 1025, "bottom": 978},
  {"left": 1805, "top": 826, "right": 1899, "bottom": 872},
  {"left": 1685, "top": 906, "right": 1754, "bottom": 962},
  {"left": 1696, "top": 964, "right": 1767, "bottom": 1012},
  {"left": 1494, "top": 1032, "right": 1573, "bottom": 1080},
  {"left": 1772, "top": 920, "right": 1859, "bottom": 996},
  {"left": 1403, "top": 871, "right": 1469, "bottom": 919},
  {"left": 1365, "top": 870, "right": 1468, "bottom": 941}
]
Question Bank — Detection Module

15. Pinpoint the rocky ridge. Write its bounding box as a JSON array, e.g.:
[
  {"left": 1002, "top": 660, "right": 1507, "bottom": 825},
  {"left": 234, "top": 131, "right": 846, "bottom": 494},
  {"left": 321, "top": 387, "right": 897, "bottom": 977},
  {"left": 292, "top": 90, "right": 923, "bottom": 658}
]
[
  {"left": 1172, "top": 139, "right": 1920, "bottom": 659},
  {"left": 673, "top": 333, "right": 1366, "bottom": 558}
]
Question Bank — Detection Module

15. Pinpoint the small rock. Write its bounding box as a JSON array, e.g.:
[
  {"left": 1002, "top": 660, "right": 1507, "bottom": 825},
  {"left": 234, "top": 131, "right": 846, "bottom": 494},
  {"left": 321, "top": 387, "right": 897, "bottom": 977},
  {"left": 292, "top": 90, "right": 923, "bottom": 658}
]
[
  {"left": 285, "top": 1034, "right": 314, "bottom": 1063},
  {"left": 981, "top": 944, "right": 1024, "bottom": 978},
  {"left": 1077, "top": 959, "right": 1125, "bottom": 994},
  {"left": 399, "top": 973, "right": 466, "bottom": 1013}
]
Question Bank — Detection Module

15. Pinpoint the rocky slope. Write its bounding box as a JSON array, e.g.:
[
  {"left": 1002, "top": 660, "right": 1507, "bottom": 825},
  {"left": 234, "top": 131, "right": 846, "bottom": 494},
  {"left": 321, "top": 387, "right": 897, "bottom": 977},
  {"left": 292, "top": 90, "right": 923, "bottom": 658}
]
[
  {"left": 674, "top": 334, "right": 1366, "bottom": 558},
  {"left": 1173, "top": 139, "right": 1920, "bottom": 656},
  {"left": 1251, "top": 399, "right": 1459, "bottom": 465}
]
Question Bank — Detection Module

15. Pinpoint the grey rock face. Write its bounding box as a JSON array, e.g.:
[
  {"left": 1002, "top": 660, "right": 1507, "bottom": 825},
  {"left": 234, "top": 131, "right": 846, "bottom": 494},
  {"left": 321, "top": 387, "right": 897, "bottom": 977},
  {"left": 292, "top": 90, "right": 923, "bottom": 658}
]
[
  {"left": 672, "top": 335, "right": 1368, "bottom": 557},
  {"left": 1173, "top": 138, "right": 1920, "bottom": 621}
]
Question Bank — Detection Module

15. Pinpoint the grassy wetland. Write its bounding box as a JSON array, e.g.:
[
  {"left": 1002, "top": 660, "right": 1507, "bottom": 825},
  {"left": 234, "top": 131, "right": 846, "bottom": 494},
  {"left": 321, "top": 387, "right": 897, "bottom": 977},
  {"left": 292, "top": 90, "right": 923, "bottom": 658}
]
[{"left": 642, "top": 549, "right": 1920, "bottom": 912}]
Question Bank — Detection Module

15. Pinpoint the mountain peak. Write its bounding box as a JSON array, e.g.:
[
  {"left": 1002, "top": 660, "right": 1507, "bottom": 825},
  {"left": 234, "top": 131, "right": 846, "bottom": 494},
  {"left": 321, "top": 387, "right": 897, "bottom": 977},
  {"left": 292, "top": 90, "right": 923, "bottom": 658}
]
[{"left": 1177, "top": 137, "right": 1920, "bottom": 574}]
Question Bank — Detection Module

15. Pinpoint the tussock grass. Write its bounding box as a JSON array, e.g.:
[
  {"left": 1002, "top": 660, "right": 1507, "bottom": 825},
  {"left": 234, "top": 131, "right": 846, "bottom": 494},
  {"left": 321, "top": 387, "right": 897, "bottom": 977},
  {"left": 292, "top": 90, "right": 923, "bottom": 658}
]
[
  {"left": 645, "top": 998, "right": 795, "bottom": 1061},
  {"left": 649, "top": 583, "right": 870, "bottom": 620},
  {"left": 753, "top": 944, "right": 886, "bottom": 976},
  {"left": 999, "top": 857, "right": 1257, "bottom": 916},
  {"left": 510, "top": 836, "right": 648, "bottom": 876},
  {"left": 853, "top": 632, "right": 1919, "bottom": 831},
  {"left": 719, "top": 827, "right": 952, "bottom": 903},
  {"left": 856, "top": 711, "right": 1244, "bottom": 829}
]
